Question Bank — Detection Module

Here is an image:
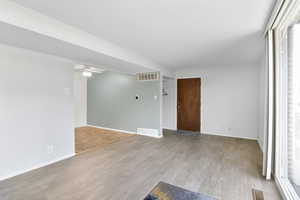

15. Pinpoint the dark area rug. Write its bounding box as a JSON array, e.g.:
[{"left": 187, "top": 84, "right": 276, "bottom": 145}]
[{"left": 144, "top": 182, "right": 217, "bottom": 200}]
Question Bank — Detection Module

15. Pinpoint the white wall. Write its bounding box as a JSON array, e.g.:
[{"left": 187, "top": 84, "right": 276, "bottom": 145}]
[
  {"left": 0, "top": 43, "right": 75, "bottom": 180},
  {"left": 162, "top": 78, "right": 177, "bottom": 130},
  {"left": 175, "top": 64, "right": 260, "bottom": 139},
  {"left": 74, "top": 72, "right": 87, "bottom": 127}
]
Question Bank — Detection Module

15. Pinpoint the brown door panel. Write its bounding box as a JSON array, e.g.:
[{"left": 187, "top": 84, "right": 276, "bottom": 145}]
[{"left": 177, "top": 78, "right": 200, "bottom": 132}]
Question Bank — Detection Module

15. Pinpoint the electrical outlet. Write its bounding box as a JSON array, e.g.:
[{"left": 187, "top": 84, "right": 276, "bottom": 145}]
[{"left": 47, "top": 145, "right": 54, "bottom": 154}]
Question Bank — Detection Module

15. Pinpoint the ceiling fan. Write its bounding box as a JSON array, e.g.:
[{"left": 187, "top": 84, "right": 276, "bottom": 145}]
[{"left": 74, "top": 64, "right": 105, "bottom": 77}]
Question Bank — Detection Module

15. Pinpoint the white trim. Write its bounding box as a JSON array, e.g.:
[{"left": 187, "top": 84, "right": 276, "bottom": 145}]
[
  {"left": 0, "top": 153, "right": 75, "bottom": 181},
  {"left": 265, "top": 0, "right": 300, "bottom": 33},
  {"left": 160, "top": 73, "right": 164, "bottom": 137},
  {"left": 277, "top": 0, "right": 300, "bottom": 32},
  {"left": 276, "top": 176, "right": 300, "bottom": 200},
  {"left": 75, "top": 125, "right": 87, "bottom": 128},
  {"left": 263, "top": 34, "right": 269, "bottom": 177},
  {"left": 266, "top": 30, "right": 275, "bottom": 180},
  {"left": 176, "top": 75, "right": 203, "bottom": 79},
  {"left": 274, "top": 29, "right": 281, "bottom": 178},
  {"left": 202, "top": 132, "right": 258, "bottom": 141},
  {"left": 174, "top": 78, "right": 178, "bottom": 131},
  {"left": 258, "top": 138, "right": 264, "bottom": 153},
  {"left": 87, "top": 124, "right": 137, "bottom": 135},
  {"left": 264, "top": 0, "right": 287, "bottom": 34}
]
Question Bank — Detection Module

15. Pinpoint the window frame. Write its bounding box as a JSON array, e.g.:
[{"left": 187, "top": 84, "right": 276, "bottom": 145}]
[{"left": 271, "top": 1, "right": 300, "bottom": 197}]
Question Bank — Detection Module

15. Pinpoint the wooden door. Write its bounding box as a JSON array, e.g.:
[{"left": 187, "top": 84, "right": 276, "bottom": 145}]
[{"left": 177, "top": 78, "right": 201, "bottom": 132}]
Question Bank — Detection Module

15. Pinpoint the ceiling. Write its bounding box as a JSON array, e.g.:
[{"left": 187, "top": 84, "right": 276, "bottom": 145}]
[
  {"left": 12, "top": 0, "right": 274, "bottom": 70},
  {"left": 0, "top": 22, "right": 155, "bottom": 74}
]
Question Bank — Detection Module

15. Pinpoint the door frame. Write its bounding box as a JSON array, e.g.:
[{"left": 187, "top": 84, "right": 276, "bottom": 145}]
[{"left": 176, "top": 76, "right": 202, "bottom": 132}]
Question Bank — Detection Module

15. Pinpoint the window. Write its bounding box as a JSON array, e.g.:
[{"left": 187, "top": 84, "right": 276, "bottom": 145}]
[
  {"left": 287, "top": 24, "right": 300, "bottom": 197},
  {"left": 275, "top": 23, "right": 300, "bottom": 200}
]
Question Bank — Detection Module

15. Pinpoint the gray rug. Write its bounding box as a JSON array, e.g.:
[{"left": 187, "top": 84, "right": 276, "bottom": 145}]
[{"left": 144, "top": 182, "right": 217, "bottom": 200}]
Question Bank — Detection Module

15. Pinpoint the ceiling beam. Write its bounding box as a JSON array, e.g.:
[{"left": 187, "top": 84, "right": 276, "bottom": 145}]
[{"left": 0, "top": 0, "right": 173, "bottom": 76}]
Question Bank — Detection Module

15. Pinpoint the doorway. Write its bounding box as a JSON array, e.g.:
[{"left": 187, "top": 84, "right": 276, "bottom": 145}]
[{"left": 177, "top": 78, "right": 201, "bottom": 132}]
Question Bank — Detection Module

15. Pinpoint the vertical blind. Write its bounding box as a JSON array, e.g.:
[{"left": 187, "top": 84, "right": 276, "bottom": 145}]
[{"left": 288, "top": 25, "right": 300, "bottom": 186}]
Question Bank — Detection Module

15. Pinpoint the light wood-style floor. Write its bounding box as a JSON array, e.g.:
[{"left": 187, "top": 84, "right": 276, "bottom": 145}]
[
  {"left": 0, "top": 130, "right": 281, "bottom": 200},
  {"left": 75, "top": 126, "right": 134, "bottom": 154}
]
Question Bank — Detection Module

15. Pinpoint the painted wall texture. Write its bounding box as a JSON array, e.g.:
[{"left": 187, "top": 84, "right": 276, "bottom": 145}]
[
  {"left": 87, "top": 71, "right": 161, "bottom": 133},
  {"left": 0, "top": 43, "right": 75, "bottom": 180}
]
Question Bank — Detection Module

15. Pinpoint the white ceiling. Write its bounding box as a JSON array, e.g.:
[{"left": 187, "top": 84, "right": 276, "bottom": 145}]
[
  {"left": 11, "top": 0, "right": 274, "bottom": 70},
  {"left": 0, "top": 22, "right": 155, "bottom": 74}
]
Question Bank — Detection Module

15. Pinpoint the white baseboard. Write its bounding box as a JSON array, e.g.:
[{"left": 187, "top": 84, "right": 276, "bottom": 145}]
[
  {"left": 87, "top": 125, "right": 163, "bottom": 138},
  {"left": 87, "top": 124, "right": 137, "bottom": 135},
  {"left": 0, "top": 153, "right": 75, "bottom": 181},
  {"left": 201, "top": 132, "right": 258, "bottom": 140},
  {"left": 75, "top": 126, "right": 87, "bottom": 128},
  {"left": 258, "top": 139, "right": 264, "bottom": 152},
  {"left": 74, "top": 122, "right": 87, "bottom": 128}
]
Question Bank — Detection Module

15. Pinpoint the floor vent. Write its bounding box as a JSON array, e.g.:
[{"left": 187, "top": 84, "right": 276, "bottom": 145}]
[
  {"left": 252, "top": 189, "right": 264, "bottom": 200},
  {"left": 137, "top": 72, "right": 160, "bottom": 81},
  {"left": 137, "top": 128, "right": 162, "bottom": 138}
]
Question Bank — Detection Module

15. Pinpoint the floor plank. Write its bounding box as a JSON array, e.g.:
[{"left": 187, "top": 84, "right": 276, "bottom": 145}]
[
  {"left": 75, "top": 126, "right": 134, "bottom": 154},
  {"left": 0, "top": 130, "right": 281, "bottom": 200}
]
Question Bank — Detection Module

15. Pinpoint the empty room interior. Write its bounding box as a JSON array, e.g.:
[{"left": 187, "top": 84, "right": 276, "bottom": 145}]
[{"left": 1, "top": 0, "right": 300, "bottom": 199}]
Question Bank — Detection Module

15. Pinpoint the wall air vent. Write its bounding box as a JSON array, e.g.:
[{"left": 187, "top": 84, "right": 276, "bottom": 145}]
[{"left": 137, "top": 72, "right": 160, "bottom": 81}]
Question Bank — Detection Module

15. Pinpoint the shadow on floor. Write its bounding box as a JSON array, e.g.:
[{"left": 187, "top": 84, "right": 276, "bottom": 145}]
[{"left": 163, "top": 129, "right": 201, "bottom": 137}]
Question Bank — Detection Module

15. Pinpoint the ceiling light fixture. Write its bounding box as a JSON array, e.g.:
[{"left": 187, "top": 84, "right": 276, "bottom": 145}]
[
  {"left": 75, "top": 64, "right": 105, "bottom": 77},
  {"left": 82, "top": 70, "right": 93, "bottom": 77}
]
